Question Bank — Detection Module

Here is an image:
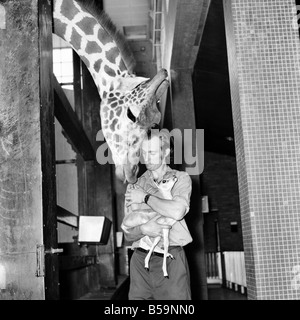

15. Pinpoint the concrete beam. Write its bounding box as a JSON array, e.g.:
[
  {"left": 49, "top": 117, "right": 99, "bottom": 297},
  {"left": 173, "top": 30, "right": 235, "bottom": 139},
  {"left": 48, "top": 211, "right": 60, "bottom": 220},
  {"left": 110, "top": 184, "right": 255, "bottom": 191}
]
[{"left": 171, "top": 0, "right": 211, "bottom": 70}]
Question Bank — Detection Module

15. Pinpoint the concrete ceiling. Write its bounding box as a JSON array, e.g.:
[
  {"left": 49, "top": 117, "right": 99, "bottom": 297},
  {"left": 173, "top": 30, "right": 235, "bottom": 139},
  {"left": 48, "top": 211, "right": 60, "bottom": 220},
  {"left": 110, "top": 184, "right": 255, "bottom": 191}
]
[
  {"left": 193, "top": 0, "right": 235, "bottom": 156},
  {"left": 105, "top": 0, "right": 235, "bottom": 157},
  {"left": 163, "top": 0, "right": 235, "bottom": 156}
]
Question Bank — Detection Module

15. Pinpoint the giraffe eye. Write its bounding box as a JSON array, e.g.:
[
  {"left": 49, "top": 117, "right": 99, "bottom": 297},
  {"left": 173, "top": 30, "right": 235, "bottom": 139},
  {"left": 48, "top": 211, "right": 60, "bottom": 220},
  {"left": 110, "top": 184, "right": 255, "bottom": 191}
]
[
  {"left": 162, "top": 180, "right": 166, "bottom": 183},
  {"left": 127, "top": 108, "right": 137, "bottom": 123}
]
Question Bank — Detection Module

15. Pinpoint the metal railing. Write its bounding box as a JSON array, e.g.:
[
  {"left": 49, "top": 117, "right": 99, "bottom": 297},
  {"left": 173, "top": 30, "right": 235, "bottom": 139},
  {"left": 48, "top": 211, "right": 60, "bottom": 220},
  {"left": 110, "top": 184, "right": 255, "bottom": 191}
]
[
  {"left": 223, "top": 251, "right": 247, "bottom": 288},
  {"left": 205, "top": 251, "right": 247, "bottom": 290},
  {"left": 205, "top": 252, "right": 222, "bottom": 284}
]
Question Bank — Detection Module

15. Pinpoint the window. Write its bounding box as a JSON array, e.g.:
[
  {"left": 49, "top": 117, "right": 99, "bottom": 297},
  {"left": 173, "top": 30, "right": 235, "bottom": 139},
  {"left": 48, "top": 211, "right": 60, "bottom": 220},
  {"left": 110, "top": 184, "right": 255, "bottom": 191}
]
[
  {"left": 52, "top": 34, "right": 74, "bottom": 90},
  {"left": 53, "top": 48, "right": 73, "bottom": 88}
]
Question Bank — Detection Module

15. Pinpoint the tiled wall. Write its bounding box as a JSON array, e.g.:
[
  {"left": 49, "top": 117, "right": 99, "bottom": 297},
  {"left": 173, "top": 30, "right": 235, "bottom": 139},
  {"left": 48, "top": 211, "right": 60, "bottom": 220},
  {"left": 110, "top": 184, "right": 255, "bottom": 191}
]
[{"left": 224, "top": 0, "right": 300, "bottom": 299}]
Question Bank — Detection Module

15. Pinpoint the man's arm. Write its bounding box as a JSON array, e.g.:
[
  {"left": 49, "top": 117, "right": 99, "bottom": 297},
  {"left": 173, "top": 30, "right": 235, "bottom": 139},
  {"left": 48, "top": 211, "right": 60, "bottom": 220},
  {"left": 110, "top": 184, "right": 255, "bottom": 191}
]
[
  {"left": 121, "top": 183, "right": 170, "bottom": 242},
  {"left": 122, "top": 216, "right": 171, "bottom": 242},
  {"left": 125, "top": 172, "right": 192, "bottom": 221},
  {"left": 122, "top": 224, "right": 144, "bottom": 242},
  {"left": 144, "top": 196, "right": 186, "bottom": 221},
  {"left": 125, "top": 188, "right": 186, "bottom": 220}
]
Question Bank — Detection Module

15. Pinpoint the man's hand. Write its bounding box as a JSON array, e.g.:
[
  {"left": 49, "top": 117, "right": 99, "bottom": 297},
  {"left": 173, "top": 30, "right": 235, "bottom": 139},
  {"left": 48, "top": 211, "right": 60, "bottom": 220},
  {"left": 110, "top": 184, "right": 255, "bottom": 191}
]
[
  {"left": 140, "top": 215, "right": 171, "bottom": 238},
  {"left": 125, "top": 184, "right": 147, "bottom": 207}
]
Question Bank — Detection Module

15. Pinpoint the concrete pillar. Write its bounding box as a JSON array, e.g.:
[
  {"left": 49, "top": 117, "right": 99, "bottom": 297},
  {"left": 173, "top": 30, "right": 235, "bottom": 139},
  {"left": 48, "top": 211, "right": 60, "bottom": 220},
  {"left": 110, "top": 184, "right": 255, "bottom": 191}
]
[
  {"left": 170, "top": 69, "right": 207, "bottom": 300},
  {"left": 224, "top": 0, "right": 300, "bottom": 299},
  {"left": 0, "top": 0, "right": 56, "bottom": 299},
  {"left": 165, "top": 0, "right": 210, "bottom": 300}
]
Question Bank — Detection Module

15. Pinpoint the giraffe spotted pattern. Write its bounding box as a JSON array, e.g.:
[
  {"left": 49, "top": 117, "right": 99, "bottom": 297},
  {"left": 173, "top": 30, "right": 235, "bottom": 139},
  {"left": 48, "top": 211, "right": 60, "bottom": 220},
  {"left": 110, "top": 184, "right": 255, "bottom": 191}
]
[{"left": 53, "top": 0, "right": 169, "bottom": 183}]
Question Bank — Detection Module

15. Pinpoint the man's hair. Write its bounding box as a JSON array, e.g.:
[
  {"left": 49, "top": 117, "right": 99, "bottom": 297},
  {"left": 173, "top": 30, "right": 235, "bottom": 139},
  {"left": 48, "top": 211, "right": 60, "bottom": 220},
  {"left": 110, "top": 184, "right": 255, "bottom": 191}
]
[
  {"left": 145, "top": 129, "right": 174, "bottom": 163},
  {"left": 146, "top": 128, "right": 170, "bottom": 149}
]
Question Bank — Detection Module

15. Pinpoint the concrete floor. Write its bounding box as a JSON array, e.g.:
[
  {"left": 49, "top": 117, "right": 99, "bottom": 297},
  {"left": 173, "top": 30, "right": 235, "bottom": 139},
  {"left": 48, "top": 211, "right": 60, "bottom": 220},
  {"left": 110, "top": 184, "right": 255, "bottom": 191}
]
[
  {"left": 78, "top": 275, "right": 129, "bottom": 300},
  {"left": 207, "top": 284, "right": 247, "bottom": 300},
  {"left": 78, "top": 276, "right": 247, "bottom": 300}
]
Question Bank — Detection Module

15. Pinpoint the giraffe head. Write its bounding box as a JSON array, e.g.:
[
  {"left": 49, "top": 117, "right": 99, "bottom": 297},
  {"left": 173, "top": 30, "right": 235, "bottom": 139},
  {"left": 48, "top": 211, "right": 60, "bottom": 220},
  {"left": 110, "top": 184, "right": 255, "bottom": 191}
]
[
  {"left": 154, "top": 174, "right": 178, "bottom": 194},
  {"left": 100, "top": 69, "right": 169, "bottom": 184}
]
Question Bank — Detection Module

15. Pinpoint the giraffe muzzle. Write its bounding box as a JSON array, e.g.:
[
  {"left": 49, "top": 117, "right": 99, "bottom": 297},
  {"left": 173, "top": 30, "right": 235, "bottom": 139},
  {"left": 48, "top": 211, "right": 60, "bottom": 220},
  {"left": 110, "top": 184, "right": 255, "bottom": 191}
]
[
  {"left": 147, "top": 69, "right": 169, "bottom": 94},
  {"left": 115, "top": 163, "right": 139, "bottom": 184},
  {"left": 155, "top": 79, "right": 169, "bottom": 100},
  {"left": 137, "top": 69, "right": 169, "bottom": 128}
]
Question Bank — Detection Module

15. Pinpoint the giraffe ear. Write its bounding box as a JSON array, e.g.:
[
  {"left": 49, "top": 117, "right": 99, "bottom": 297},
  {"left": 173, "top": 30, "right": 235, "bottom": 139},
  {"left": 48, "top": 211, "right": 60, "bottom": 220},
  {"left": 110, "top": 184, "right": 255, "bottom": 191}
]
[{"left": 114, "top": 76, "right": 149, "bottom": 93}]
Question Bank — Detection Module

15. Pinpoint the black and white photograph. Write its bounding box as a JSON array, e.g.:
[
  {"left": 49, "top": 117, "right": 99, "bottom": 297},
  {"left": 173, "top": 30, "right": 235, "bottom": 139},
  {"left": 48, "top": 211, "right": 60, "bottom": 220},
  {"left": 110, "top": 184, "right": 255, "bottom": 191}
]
[{"left": 0, "top": 0, "right": 300, "bottom": 307}]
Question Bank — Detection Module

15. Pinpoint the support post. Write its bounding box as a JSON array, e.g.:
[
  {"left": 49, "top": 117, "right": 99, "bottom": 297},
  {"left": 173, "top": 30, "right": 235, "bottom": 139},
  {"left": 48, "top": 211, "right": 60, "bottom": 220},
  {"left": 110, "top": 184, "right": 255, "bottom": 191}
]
[{"left": 223, "top": 0, "right": 300, "bottom": 299}]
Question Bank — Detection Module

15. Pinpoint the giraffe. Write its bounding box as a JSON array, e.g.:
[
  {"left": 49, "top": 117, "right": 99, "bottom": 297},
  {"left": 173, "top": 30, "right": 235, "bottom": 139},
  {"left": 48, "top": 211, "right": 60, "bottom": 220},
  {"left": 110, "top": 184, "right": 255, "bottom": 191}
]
[
  {"left": 53, "top": 0, "right": 169, "bottom": 183},
  {"left": 121, "top": 173, "right": 178, "bottom": 278}
]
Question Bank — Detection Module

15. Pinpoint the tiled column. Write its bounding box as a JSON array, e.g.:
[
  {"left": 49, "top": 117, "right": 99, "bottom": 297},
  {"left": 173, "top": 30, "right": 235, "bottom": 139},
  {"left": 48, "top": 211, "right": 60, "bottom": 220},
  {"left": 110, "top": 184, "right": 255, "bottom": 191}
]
[{"left": 223, "top": 0, "right": 300, "bottom": 299}]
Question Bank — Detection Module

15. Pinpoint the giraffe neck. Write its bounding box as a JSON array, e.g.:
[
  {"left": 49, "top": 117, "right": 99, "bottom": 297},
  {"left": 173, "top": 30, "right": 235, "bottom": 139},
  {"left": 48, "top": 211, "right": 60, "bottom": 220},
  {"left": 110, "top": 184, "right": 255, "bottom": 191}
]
[
  {"left": 52, "top": 0, "right": 168, "bottom": 184},
  {"left": 53, "top": 0, "right": 129, "bottom": 99}
]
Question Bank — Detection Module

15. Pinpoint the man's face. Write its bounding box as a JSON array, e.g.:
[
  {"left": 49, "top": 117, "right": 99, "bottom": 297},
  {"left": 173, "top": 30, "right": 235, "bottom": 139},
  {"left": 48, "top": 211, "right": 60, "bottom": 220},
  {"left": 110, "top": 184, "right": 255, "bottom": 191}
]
[{"left": 141, "top": 136, "right": 164, "bottom": 171}]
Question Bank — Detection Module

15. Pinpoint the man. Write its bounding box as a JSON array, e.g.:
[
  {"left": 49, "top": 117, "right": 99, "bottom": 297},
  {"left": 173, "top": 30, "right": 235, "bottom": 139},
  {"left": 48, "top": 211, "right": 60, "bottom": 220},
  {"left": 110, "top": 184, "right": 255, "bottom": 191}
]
[{"left": 121, "top": 129, "right": 193, "bottom": 300}]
